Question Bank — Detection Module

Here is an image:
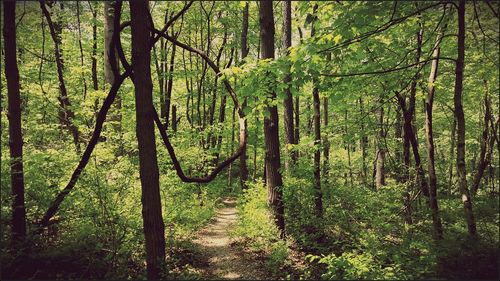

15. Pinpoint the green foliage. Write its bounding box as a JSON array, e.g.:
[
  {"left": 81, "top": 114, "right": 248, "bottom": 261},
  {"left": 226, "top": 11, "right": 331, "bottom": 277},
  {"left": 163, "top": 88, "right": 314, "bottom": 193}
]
[{"left": 232, "top": 182, "right": 291, "bottom": 276}]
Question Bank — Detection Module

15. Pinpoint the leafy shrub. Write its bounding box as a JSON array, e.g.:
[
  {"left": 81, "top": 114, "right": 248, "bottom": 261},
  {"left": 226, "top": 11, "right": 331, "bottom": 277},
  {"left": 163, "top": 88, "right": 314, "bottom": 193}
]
[{"left": 233, "top": 181, "right": 291, "bottom": 275}]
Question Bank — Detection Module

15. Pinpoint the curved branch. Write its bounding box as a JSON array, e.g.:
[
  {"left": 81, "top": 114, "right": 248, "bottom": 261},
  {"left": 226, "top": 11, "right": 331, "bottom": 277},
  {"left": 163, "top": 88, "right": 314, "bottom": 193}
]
[
  {"left": 152, "top": 1, "right": 194, "bottom": 43},
  {"left": 321, "top": 57, "right": 456, "bottom": 77},
  {"left": 37, "top": 1, "right": 222, "bottom": 226},
  {"left": 153, "top": 108, "right": 245, "bottom": 183},
  {"left": 148, "top": 27, "right": 247, "bottom": 184},
  {"left": 150, "top": 27, "right": 243, "bottom": 117},
  {"left": 318, "top": 1, "right": 446, "bottom": 54},
  {"left": 485, "top": 0, "right": 499, "bottom": 18},
  {"left": 38, "top": 69, "right": 131, "bottom": 228}
]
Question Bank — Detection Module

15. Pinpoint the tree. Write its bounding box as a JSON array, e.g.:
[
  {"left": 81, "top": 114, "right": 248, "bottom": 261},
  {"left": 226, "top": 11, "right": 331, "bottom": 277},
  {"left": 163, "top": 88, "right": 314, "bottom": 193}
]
[
  {"left": 375, "top": 100, "right": 386, "bottom": 188},
  {"left": 282, "top": 0, "right": 296, "bottom": 169},
  {"left": 4, "top": 0, "right": 27, "bottom": 244},
  {"left": 425, "top": 16, "right": 445, "bottom": 239},
  {"left": 454, "top": 0, "right": 476, "bottom": 236},
  {"left": 471, "top": 85, "right": 492, "bottom": 195},
  {"left": 240, "top": 2, "right": 249, "bottom": 189},
  {"left": 130, "top": 1, "right": 166, "bottom": 278},
  {"left": 310, "top": 3, "right": 324, "bottom": 220},
  {"left": 104, "top": 1, "right": 119, "bottom": 87},
  {"left": 40, "top": 0, "right": 81, "bottom": 153},
  {"left": 259, "top": 0, "right": 285, "bottom": 237}
]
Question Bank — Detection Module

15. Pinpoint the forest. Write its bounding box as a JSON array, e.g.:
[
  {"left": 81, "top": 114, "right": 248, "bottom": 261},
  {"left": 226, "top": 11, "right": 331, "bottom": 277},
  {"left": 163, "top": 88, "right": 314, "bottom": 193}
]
[{"left": 1, "top": 0, "right": 499, "bottom": 280}]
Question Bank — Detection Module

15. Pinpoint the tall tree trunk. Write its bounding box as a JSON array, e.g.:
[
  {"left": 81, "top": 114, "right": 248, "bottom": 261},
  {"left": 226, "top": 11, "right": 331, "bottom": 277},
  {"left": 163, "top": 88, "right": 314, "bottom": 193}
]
[
  {"left": 104, "top": 1, "right": 122, "bottom": 133},
  {"left": 171, "top": 104, "right": 177, "bottom": 133},
  {"left": 310, "top": 3, "right": 323, "bottom": 220},
  {"left": 376, "top": 102, "right": 386, "bottom": 188},
  {"left": 472, "top": 84, "right": 491, "bottom": 195},
  {"left": 323, "top": 96, "right": 330, "bottom": 182},
  {"left": 359, "top": 98, "right": 368, "bottom": 186},
  {"left": 130, "top": 1, "right": 166, "bottom": 278},
  {"left": 4, "top": 0, "right": 27, "bottom": 244},
  {"left": 40, "top": 0, "right": 81, "bottom": 153},
  {"left": 104, "top": 1, "right": 119, "bottom": 86},
  {"left": 395, "top": 106, "right": 403, "bottom": 181},
  {"left": 448, "top": 117, "right": 457, "bottom": 194},
  {"left": 259, "top": 0, "right": 285, "bottom": 237},
  {"left": 294, "top": 95, "right": 300, "bottom": 145},
  {"left": 454, "top": 0, "right": 477, "bottom": 236},
  {"left": 345, "top": 109, "right": 353, "bottom": 186},
  {"left": 312, "top": 85, "right": 323, "bottom": 217},
  {"left": 165, "top": 32, "right": 177, "bottom": 129},
  {"left": 76, "top": 3, "right": 87, "bottom": 101},
  {"left": 400, "top": 20, "right": 429, "bottom": 197},
  {"left": 425, "top": 26, "right": 444, "bottom": 239},
  {"left": 90, "top": 3, "right": 98, "bottom": 91},
  {"left": 282, "top": 0, "right": 296, "bottom": 169},
  {"left": 239, "top": 2, "right": 249, "bottom": 189}
]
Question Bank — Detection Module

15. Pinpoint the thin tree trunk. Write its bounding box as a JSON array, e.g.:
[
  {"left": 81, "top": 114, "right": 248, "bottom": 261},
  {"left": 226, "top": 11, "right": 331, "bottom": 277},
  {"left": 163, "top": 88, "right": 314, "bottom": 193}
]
[
  {"left": 448, "top": 117, "right": 457, "bottom": 194},
  {"left": 310, "top": 3, "right": 323, "bottom": 221},
  {"left": 228, "top": 106, "right": 236, "bottom": 189},
  {"left": 294, "top": 95, "right": 300, "bottom": 145},
  {"left": 395, "top": 106, "right": 403, "bottom": 181},
  {"left": 260, "top": 0, "right": 285, "bottom": 237},
  {"left": 76, "top": 2, "right": 87, "bottom": 101},
  {"left": 104, "top": 1, "right": 119, "bottom": 86},
  {"left": 40, "top": 0, "right": 81, "bottom": 153},
  {"left": 472, "top": 85, "right": 491, "bottom": 195},
  {"left": 376, "top": 102, "right": 386, "bottom": 188},
  {"left": 312, "top": 85, "right": 322, "bottom": 217},
  {"left": 104, "top": 1, "right": 122, "bottom": 133},
  {"left": 345, "top": 109, "right": 353, "bottom": 186},
  {"left": 165, "top": 31, "right": 177, "bottom": 129},
  {"left": 359, "top": 98, "right": 368, "bottom": 186},
  {"left": 130, "top": 1, "right": 166, "bottom": 278},
  {"left": 172, "top": 104, "right": 177, "bottom": 133},
  {"left": 454, "top": 0, "right": 477, "bottom": 236},
  {"left": 425, "top": 26, "right": 444, "bottom": 239},
  {"left": 239, "top": 3, "right": 249, "bottom": 189},
  {"left": 90, "top": 3, "right": 98, "bottom": 91},
  {"left": 282, "top": 0, "right": 296, "bottom": 170},
  {"left": 4, "top": 0, "right": 27, "bottom": 244},
  {"left": 323, "top": 96, "right": 330, "bottom": 182}
]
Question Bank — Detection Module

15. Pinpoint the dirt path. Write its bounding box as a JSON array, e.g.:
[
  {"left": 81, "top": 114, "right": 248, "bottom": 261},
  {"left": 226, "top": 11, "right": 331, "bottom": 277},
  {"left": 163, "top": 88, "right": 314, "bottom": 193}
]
[{"left": 192, "top": 197, "right": 268, "bottom": 280}]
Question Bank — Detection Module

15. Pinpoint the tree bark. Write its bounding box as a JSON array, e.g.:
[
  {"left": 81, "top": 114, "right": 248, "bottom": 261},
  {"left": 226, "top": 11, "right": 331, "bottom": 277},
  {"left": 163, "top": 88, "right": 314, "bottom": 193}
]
[
  {"left": 310, "top": 3, "right": 323, "bottom": 220},
  {"left": 448, "top": 117, "right": 457, "bottom": 194},
  {"left": 323, "top": 96, "right": 330, "bottom": 182},
  {"left": 359, "top": 98, "right": 368, "bottom": 186},
  {"left": 76, "top": 2, "right": 87, "bottom": 101},
  {"left": 40, "top": 0, "right": 81, "bottom": 153},
  {"left": 425, "top": 27, "right": 444, "bottom": 239},
  {"left": 312, "top": 86, "right": 323, "bottom": 217},
  {"left": 104, "top": 1, "right": 119, "bottom": 85},
  {"left": 259, "top": 0, "right": 285, "bottom": 237},
  {"left": 104, "top": 1, "right": 122, "bottom": 134},
  {"left": 399, "top": 20, "right": 429, "bottom": 197},
  {"left": 472, "top": 84, "right": 491, "bottom": 195},
  {"left": 239, "top": 3, "right": 249, "bottom": 189},
  {"left": 282, "top": 0, "right": 296, "bottom": 169},
  {"left": 130, "top": 1, "right": 166, "bottom": 278},
  {"left": 376, "top": 102, "right": 386, "bottom": 188},
  {"left": 454, "top": 0, "right": 477, "bottom": 236},
  {"left": 394, "top": 106, "right": 403, "bottom": 181},
  {"left": 90, "top": 3, "right": 98, "bottom": 91},
  {"left": 4, "top": 0, "right": 27, "bottom": 244}
]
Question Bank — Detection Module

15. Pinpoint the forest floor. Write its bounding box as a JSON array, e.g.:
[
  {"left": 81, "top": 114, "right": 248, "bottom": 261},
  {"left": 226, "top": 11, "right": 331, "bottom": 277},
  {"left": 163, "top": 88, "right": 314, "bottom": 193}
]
[{"left": 191, "top": 197, "right": 270, "bottom": 280}]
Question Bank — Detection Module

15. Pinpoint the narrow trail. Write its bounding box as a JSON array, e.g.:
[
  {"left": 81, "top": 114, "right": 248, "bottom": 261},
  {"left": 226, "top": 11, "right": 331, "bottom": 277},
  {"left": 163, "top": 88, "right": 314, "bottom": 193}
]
[{"left": 192, "top": 197, "right": 268, "bottom": 280}]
